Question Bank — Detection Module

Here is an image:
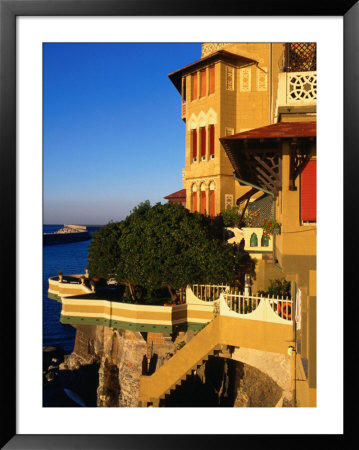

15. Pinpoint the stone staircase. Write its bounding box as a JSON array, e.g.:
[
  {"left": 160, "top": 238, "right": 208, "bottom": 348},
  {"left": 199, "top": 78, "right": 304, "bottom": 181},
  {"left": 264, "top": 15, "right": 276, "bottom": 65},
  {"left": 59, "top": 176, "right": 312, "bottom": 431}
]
[
  {"left": 139, "top": 314, "right": 294, "bottom": 406},
  {"left": 139, "top": 316, "right": 222, "bottom": 406},
  {"left": 157, "top": 345, "right": 222, "bottom": 406}
]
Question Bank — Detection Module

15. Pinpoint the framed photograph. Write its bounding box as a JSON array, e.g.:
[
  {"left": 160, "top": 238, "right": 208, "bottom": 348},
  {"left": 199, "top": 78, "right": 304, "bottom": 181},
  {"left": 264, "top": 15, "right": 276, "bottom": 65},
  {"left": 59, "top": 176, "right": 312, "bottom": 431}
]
[{"left": 1, "top": 0, "right": 355, "bottom": 448}]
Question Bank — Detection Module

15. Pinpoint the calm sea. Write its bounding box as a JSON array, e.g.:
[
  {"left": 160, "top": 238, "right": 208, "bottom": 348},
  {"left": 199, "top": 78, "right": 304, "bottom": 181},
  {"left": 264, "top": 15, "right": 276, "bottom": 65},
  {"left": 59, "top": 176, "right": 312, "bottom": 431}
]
[{"left": 43, "top": 225, "right": 102, "bottom": 353}]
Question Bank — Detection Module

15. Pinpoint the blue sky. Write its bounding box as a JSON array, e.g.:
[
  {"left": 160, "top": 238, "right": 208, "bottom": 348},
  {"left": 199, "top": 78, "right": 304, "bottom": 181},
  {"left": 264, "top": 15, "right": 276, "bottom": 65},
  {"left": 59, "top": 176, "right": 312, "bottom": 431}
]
[{"left": 43, "top": 43, "right": 201, "bottom": 225}]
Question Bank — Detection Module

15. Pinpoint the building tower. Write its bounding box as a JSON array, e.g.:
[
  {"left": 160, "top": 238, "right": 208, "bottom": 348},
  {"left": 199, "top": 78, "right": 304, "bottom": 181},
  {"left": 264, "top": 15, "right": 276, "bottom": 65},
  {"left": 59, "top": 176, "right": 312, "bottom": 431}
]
[{"left": 168, "top": 42, "right": 294, "bottom": 217}]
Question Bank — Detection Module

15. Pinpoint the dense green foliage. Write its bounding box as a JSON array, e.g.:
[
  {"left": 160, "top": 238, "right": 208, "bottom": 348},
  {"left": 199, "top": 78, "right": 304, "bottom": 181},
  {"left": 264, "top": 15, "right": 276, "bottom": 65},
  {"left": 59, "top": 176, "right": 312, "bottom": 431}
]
[
  {"left": 88, "top": 201, "right": 253, "bottom": 302},
  {"left": 87, "top": 221, "right": 123, "bottom": 279},
  {"left": 220, "top": 205, "right": 241, "bottom": 227},
  {"left": 219, "top": 205, "right": 261, "bottom": 228},
  {"left": 258, "top": 278, "right": 290, "bottom": 297}
]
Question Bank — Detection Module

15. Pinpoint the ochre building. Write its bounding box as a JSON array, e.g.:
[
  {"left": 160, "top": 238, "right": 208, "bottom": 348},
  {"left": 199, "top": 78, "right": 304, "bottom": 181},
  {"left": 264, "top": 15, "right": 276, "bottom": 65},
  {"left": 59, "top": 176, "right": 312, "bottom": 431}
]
[
  {"left": 167, "top": 42, "right": 316, "bottom": 217},
  {"left": 168, "top": 42, "right": 317, "bottom": 407},
  {"left": 49, "top": 43, "right": 317, "bottom": 409}
]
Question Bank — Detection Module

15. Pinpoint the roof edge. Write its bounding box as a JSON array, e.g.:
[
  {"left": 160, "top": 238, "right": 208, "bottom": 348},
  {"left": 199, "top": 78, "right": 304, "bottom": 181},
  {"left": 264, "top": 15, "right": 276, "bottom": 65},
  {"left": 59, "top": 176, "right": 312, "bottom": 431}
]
[
  {"left": 168, "top": 50, "right": 257, "bottom": 94},
  {"left": 220, "top": 121, "right": 317, "bottom": 142}
]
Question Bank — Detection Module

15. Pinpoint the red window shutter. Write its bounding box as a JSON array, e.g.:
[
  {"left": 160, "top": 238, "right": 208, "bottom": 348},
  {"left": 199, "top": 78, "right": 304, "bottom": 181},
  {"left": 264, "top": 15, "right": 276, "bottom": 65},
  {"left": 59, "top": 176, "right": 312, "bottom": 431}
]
[
  {"left": 192, "top": 192, "right": 197, "bottom": 212},
  {"left": 210, "top": 190, "right": 215, "bottom": 218},
  {"left": 192, "top": 73, "right": 197, "bottom": 100},
  {"left": 192, "top": 129, "right": 197, "bottom": 159},
  {"left": 200, "top": 69, "right": 206, "bottom": 97},
  {"left": 301, "top": 159, "right": 316, "bottom": 221},
  {"left": 201, "top": 191, "right": 206, "bottom": 215},
  {"left": 181, "top": 76, "right": 186, "bottom": 102},
  {"left": 200, "top": 127, "right": 206, "bottom": 158},
  {"left": 209, "top": 66, "right": 215, "bottom": 94},
  {"left": 209, "top": 125, "right": 215, "bottom": 156}
]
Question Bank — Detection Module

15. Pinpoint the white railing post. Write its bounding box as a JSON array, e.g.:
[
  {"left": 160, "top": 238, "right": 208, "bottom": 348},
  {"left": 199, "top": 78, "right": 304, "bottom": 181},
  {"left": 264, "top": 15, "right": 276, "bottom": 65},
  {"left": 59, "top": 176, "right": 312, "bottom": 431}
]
[{"left": 278, "top": 295, "right": 281, "bottom": 318}]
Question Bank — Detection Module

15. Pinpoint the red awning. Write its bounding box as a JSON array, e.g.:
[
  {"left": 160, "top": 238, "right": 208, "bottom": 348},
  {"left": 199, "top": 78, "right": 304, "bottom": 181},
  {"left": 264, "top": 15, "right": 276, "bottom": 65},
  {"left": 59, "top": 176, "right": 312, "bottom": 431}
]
[{"left": 221, "top": 121, "right": 316, "bottom": 141}]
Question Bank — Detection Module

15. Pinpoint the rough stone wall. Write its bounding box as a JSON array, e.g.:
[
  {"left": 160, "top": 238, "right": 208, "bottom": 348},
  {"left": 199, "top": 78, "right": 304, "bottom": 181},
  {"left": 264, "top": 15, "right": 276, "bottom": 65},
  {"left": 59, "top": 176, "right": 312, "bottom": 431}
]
[
  {"left": 145, "top": 332, "right": 175, "bottom": 374},
  {"left": 72, "top": 325, "right": 101, "bottom": 363},
  {"left": 114, "top": 330, "right": 147, "bottom": 407},
  {"left": 232, "top": 363, "right": 284, "bottom": 407},
  {"left": 165, "top": 356, "right": 288, "bottom": 407},
  {"left": 52, "top": 325, "right": 292, "bottom": 408},
  {"left": 231, "top": 347, "right": 293, "bottom": 405},
  {"left": 67, "top": 325, "right": 177, "bottom": 407},
  {"left": 97, "top": 329, "right": 177, "bottom": 406}
]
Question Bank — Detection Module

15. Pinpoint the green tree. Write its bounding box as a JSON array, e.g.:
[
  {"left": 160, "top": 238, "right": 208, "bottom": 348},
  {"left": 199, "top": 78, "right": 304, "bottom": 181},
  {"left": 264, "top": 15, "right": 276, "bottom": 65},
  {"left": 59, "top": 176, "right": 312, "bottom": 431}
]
[
  {"left": 87, "top": 220, "right": 138, "bottom": 300},
  {"left": 87, "top": 221, "right": 123, "bottom": 279},
  {"left": 116, "top": 202, "right": 248, "bottom": 301},
  {"left": 88, "top": 201, "right": 254, "bottom": 302}
]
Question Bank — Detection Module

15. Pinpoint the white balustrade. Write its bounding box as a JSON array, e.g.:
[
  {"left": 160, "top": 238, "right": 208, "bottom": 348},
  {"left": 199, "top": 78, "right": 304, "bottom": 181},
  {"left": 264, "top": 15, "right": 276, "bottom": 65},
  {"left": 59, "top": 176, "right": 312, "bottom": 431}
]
[
  {"left": 191, "top": 284, "right": 231, "bottom": 302},
  {"left": 223, "top": 292, "right": 293, "bottom": 322}
]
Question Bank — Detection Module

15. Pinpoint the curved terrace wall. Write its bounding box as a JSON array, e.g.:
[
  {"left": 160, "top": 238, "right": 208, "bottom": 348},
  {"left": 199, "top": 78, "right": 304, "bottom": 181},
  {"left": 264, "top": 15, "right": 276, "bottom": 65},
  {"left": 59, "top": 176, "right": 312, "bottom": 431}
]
[
  {"left": 48, "top": 281, "right": 215, "bottom": 333},
  {"left": 60, "top": 298, "right": 189, "bottom": 333},
  {"left": 48, "top": 281, "right": 292, "bottom": 336},
  {"left": 48, "top": 276, "right": 91, "bottom": 301}
]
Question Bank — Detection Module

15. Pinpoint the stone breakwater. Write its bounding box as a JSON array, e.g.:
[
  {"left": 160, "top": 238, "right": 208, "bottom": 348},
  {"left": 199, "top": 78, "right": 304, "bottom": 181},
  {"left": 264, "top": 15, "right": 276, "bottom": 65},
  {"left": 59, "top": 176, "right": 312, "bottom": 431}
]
[
  {"left": 61, "top": 224, "right": 87, "bottom": 232},
  {"left": 43, "top": 225, "right": 91, "bottom": 246}
]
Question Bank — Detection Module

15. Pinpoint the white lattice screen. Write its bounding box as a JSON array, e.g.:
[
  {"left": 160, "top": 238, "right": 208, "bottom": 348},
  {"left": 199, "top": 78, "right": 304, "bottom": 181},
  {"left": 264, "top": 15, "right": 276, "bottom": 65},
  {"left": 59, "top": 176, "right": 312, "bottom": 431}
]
[{"left": 287, "top": 72, "right": 317, "bottom": 102}]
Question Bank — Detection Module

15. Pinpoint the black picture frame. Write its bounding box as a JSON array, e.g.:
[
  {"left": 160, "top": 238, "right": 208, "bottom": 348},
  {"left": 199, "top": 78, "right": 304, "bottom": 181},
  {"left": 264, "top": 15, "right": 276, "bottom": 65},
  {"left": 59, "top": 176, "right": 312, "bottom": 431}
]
[{"left": 1, "top": 0, "right": 356, "bottom": 448}]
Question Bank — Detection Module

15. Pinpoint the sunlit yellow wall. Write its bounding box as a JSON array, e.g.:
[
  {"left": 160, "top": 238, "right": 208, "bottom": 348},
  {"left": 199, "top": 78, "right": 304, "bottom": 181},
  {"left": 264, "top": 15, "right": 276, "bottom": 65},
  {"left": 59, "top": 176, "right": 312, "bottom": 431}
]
[
  {"left": 183, "top": 43, "right": 286, "bottom": 214},
  {"left": 275, "top": 141, "right": 316, "bottom": 270}
]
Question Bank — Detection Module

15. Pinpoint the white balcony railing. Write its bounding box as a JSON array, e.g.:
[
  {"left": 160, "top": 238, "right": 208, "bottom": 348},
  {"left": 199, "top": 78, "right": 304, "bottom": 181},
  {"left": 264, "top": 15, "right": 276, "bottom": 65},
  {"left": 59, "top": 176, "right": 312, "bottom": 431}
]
[
  {"left": 191, "top": 284, "right": 230, "bottom": 302},
  {"left": 222, "top": 292, "right": 293, "bottom": 321},
  {"left": 188, "top": 284, "right": 294, "bottom": 324}
]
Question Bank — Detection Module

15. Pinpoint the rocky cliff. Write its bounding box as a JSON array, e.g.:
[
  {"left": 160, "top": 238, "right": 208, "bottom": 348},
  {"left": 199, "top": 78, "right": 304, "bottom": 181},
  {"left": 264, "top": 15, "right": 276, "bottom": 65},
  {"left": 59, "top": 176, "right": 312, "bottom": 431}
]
[{"left": 43, "top": 324, "right": 293, "bottom": 407}]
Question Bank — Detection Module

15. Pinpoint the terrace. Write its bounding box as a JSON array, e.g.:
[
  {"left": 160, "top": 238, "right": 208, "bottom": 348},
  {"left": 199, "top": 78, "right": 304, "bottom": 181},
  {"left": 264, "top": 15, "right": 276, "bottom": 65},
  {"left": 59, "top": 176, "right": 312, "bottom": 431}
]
[
  {"left": 48, "top": 276, "right": 293, "bottom": 332},
  {"left": 48, "top": 275, "right": 295, "bottom": 406}
]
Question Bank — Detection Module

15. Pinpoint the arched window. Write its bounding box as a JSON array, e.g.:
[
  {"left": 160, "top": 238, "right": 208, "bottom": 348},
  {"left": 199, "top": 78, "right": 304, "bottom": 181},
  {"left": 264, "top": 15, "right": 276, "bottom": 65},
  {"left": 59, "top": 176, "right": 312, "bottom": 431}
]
[
  {"left": 200, "top": 184, "right": 206, "bottom": 215},
  {"left": 250, "top": 233, "right": 258, "bottom": 247},
  {"left": 192, "top": 185, "right": 198, "bottom": 212},
  {"left": 209, "top": 182, "right": 215, "bottom": 218},
  {"left": 261, "top": 234, "right": 269, "bottom": 247}
]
